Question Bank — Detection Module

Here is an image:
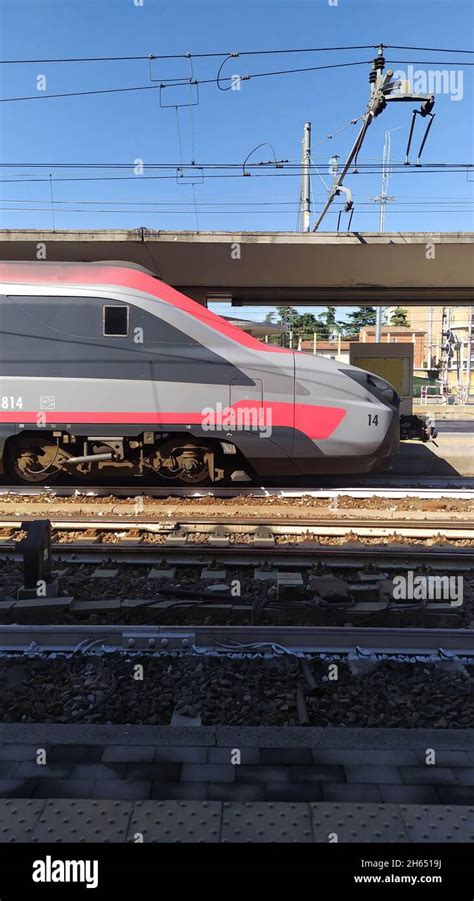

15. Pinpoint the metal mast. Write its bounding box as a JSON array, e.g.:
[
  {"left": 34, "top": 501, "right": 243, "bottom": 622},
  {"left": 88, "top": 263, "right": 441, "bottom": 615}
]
[
  {"left": 299, "top": 121, "right": 311, "bottom": 232},
  {"left": 373, "top": 128, "right": 397, "bottom": 232},
  {"left": 372, "top": 128, "right": 398, "bottom": 339}
]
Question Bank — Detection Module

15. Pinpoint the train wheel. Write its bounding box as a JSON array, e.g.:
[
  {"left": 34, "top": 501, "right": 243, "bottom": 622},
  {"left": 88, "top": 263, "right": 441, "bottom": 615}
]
[
  {"left": 153, "top": 440, "right": 214, "bottom": 486},
  {"left": 6, "top": 443, "right": 61, "bottom": 484}
]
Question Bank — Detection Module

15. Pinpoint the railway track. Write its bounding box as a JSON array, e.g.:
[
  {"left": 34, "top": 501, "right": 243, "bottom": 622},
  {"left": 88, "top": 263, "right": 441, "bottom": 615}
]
[
  {"left": 1, "top": 518, "right": 474, "bottom": 549},
  {"left": 1, "top": 508, "right": 472, "bottom": 628},
  {"left": 1, "top": 622, "right": 473, "bottom": 656},
  {"left": 1, "top": 479, "right": 474, "bottom": 499},
  {"left": 0, "top": 492, "right": 471, "bottom": 633},
  {"left": 3, "top": 544, "right": 472, "bottom": 569},
  {"left": 1, "top": 539, "right": 471, "bottom": 629}
]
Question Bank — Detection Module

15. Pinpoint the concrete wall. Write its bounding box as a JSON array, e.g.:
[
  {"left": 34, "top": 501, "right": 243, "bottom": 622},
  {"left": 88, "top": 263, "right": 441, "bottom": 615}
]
[{"left": 1, "top": 229, "right": 473, "bottom": 306}]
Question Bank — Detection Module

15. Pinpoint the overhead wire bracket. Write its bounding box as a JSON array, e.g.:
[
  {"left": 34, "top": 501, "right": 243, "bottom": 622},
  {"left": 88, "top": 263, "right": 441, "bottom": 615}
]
[
  {"left": 312, "top": 44, "right": 437, "bottom": 230},
  {"left": 176, "top": 165, "right": 204, "bottom": 185},
  {"left": 149, "top": 53, "right": 200, "bottom": 108},
  {"left": 404, "top": 103, "right": 436, "bottom": 166}
]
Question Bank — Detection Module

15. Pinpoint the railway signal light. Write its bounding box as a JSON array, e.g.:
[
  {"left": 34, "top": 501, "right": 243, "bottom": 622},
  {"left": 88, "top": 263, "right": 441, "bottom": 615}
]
[{"left": 443, "top": 329, "right": 458, "bottom": 359}]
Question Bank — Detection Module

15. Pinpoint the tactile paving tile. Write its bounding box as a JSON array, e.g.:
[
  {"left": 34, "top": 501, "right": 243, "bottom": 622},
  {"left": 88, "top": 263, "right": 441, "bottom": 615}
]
[
  {"left": 126, "top": 800, "right": 221, "bottom": 843},
  {"left": 310, "top": 803, "right": 410, "bottom": 843},
  {"left": 400, "top": 805, "right": 474, "bottom": 843},
  {"left": 30, "top": 800, "right": 133, "bottom": 843},
  {"left": 0, "top": 800, "right": 46, "bottom": 842},
  {"left": 221, "top": 802, "right": 314, "bottom": 842}
]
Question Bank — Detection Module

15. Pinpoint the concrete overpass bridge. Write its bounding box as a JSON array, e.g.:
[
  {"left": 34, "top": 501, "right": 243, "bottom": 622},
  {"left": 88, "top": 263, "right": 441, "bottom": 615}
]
[{"left": 0, "top": 229, "right": 472, "bottom": 306}]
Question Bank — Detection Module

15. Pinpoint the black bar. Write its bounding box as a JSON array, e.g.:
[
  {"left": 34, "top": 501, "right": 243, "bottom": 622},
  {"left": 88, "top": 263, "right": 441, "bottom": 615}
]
[{"left": 0, "top": 843, "right": 472, "bottom": 895}]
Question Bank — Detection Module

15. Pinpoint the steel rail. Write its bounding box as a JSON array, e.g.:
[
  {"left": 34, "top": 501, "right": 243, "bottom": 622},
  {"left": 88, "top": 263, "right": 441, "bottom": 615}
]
[
  {"left": 1, "top": 623, "right": 473, "bottom": 655},
  {"left": 1, "top": 519, "right": 474, "bottom": 538},
  {"left": 1, "top": 516, "right": 474, "bottom": 531},
  {"left": 0, "top": 482, "right": 474, "bottom": 499},
  {"left": 1, "top": 544, "right": 473, "bottom": 569}
]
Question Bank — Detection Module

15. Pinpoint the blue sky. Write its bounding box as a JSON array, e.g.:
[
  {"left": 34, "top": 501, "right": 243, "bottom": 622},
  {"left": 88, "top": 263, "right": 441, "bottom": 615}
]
[{"left": 0, "top": 0, "right": 473, "bottom": 322}]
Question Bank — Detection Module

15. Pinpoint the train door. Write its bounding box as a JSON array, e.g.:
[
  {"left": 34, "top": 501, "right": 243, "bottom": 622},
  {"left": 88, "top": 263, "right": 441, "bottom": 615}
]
[{"left": 229, "top": 376, "right": 264, "bottom": 436}]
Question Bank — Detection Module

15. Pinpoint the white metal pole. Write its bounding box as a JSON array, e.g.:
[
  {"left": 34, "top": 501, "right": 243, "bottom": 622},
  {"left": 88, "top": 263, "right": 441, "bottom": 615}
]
[
  {"left": 375, "top": 306, "right": 382, "bottom": 342},
  {"left": 427, "top": 306, "right": 433, "bottom": 369},
  {"left": 374, "top": 131, "right": 388, "bottom": 342},
  {"left": 374, "top": 129, "right": 400, "bottom": 342},
  {"left": 300, "top": 122, "right": 311, "bottom": 233},
  {"left": 466, "top": 305, "right": 473, "bottom": 398}
]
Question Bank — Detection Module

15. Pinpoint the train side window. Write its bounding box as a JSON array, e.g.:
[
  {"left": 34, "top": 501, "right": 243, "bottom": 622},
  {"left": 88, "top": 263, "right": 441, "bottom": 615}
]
[{"left": 103, "top": 305, "right": 129, "bottom": 336}]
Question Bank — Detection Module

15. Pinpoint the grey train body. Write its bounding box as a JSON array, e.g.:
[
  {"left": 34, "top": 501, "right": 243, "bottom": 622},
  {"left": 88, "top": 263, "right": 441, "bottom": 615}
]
[{"left": 0, "top": 262, "right": 400, "bottom": 484}]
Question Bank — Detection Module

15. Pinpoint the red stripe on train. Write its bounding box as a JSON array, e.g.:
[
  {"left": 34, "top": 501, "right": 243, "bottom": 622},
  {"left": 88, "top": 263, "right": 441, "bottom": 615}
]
[{"left": 0, "top": 401, "right": 346, "bottom": 440}]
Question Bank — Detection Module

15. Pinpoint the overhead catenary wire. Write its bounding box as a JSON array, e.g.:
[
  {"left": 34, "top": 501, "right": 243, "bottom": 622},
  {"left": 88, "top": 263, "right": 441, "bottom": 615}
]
[
  {"left": 0, "top": 42, "right": 472, "bottom": 64},
  {"left": 0, "top": 46, "right": 379, "bottom": 64},
  {"left": 0, "top": 167, "right": 472, "bottom": 185},
  {"left": 0, "top": 160, "right": 472, "bottom": 170},
  {"left": 1, "top": 57, "right": 473, "bottom": 104},
  {"left": 0, "top": 59, "right": 373, "bottom": 103},
  {"left": 1, "top": 195, "right": 472, "bottom": 206},
  {"left": 1, "top": 206, "right": 472, "bottom": 215},
  {"left": 385, "top": 44, "right": 474, "bottom": 53},
  {"left": 2, "top": 199, "right": 472, "bottom": 207}
]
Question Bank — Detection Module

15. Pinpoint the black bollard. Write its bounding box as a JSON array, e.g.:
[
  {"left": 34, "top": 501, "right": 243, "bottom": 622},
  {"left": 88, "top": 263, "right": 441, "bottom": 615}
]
[{"left": 17, "top": 520, "right": 59, "bottom": 600}]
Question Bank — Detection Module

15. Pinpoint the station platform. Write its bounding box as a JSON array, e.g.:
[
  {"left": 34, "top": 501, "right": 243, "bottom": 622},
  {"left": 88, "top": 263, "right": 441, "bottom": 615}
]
[
  {"left": 0, "top": 798, "right": 472, "bottom": 842},
  {"left": 395, "top": 438, "right": 474, "bottom": 476},
  {"left": 0, "top": 724, "right": 473, "bottom": 809},
  {"left": 413, "top": 405, "right": 474, "bottom": 420}
]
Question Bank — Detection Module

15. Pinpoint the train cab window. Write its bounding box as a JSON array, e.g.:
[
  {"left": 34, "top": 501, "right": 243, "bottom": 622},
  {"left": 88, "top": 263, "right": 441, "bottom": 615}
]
[{"left": 103, "top": 305, "right": 129, "bottom": 336}]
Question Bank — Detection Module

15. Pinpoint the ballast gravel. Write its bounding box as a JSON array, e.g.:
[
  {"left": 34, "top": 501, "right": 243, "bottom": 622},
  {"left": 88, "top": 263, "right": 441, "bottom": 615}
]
[{"left": 0, "top": 656, "right": 472, "bottom": 729}]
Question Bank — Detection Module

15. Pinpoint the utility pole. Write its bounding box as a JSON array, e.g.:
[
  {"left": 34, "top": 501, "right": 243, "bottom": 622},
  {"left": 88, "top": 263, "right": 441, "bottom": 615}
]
[
  {"left": 372, "top": 128, "right": 398, "bottom": 340},
  {"left": 466, "top": 306, "right": 473, "bottom": 399},
  {"left": 373, "top": 128, "right": 398, "bottom": 232},
  {"left": 427, "top": 305, "right": 433, "bottom": 370},
  {"left": 299, "top": 122, "right": 311, "bottom": 232}
]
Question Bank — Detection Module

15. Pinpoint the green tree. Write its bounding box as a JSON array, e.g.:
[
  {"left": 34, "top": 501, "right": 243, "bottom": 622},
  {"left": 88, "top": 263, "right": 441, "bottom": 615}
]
[
  {"left": 266, "top": 306, "right": 344, "bottom": 343},
  {"left": 264, "top": 311, "right": 276, "bottom": 324},
  {"left": 325, "top": 306, "right": 337, "bottom": 333},
  {"left": 390, "top": 307, "right": 410, "bottom": 327},
  {"left": 345, "top": 306, "right": 377, "bottom": 337},
  {"left": 275, "top": 306, "right": 298, "bottom": 328},
  {"left": 293, "top": 312, "right": 320, "bottom": 334},
  {"left": 317, "top": 306, "right": 344, "bottom": 339}
]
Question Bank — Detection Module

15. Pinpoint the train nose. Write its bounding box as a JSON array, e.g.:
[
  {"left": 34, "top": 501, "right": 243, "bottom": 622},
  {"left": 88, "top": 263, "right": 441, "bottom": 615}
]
[
  {"left": 343, "top": 368, "right": 400, "bottom": 409},
  {"left": 375, "top": 408, "right": 401, "bottom": 469}
]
